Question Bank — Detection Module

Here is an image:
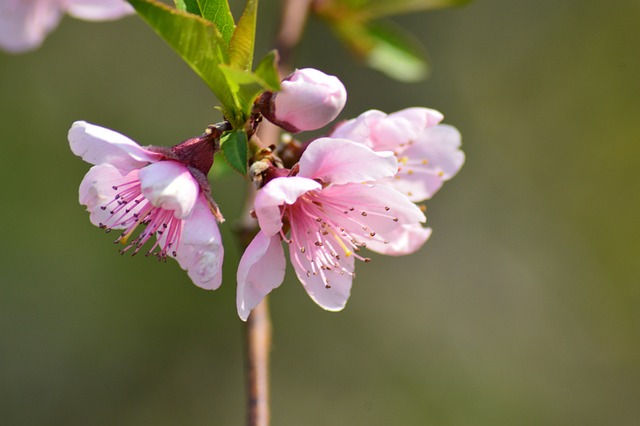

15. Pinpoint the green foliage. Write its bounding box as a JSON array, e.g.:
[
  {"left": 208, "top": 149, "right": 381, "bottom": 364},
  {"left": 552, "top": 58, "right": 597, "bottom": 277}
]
[
  {"left": 337, "top": 0, "right": 471, "bottom": 19},
  {"left": 131, "top": 0, "right": 280, "bottom": 175},
  {"left": 220, "top": 129, "right": 248, "bottom": 175},
  {"left": 253, "top": 50, "right": 281, "bottom": 91},
  {"left": 174, "top": 0, "right": 235, "bottom": 43},
  {"left": 229, "top": 0, "right": 258, "bottom": 70},
  {"left": 315, "top": 0, "right": 470, "bottom": 82},
  {"left": 334, "top": 20, "right": 429, "bottom": 82},
  {"left": 128, "top": 0, "right": 239, "bottom": 121}
]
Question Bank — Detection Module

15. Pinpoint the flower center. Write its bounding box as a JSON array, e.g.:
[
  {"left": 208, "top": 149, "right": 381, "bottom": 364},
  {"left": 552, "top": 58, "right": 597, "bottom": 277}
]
[
  {"left": 98, "top": 179, "right": 182, "bottom": 259},
  {"left": 284, "top": 188, "right": 397, "bottom": 288}
]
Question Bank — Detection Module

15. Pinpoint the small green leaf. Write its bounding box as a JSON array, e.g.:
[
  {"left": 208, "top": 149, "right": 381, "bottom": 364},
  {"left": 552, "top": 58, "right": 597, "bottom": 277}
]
[
  {"left": 254, "top": 50, "right": 281, "bottom": 91},
  {"left": 363, "top": 0, "right": 471, "bottom": 19},
  {"left": 173, "top": 0, "right": 188, "bottom": 11},
  {"left": 219, "top": 65, "right": 273, "bottom": 118},
  {"left": 173, "top": 0, "right": 235, "bottom": 43},
  {"left": 229, "top": 0, "right": 258, "bottom": 70},
  {"left": 319, "top": 0, "right": 470, "bottom": 19},
  {"left": 128, "top": 0, "right": 242, "bottom": 123},
  {"left": 220, "top": 129, "right": 248, "bottom": 175},
  {"left": 334, "top": 20, "right": 429, "bottom": 82}
]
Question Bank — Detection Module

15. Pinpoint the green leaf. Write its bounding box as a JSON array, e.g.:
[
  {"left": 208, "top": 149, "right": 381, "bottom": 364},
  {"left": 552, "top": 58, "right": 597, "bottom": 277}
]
[
  {"left": 220, "top": 129, "right": 248, "bottom": 175},
  {"left": 128, "top": 0, "right": 241, "bottom": 123},
  {"left": 364, "top": 0, "right": 471, "bottom": 18},
  {"left": 229, "top": 0, "right": 258, "bottom": 70},
  {"left": 334, "top": 20, "right": 429, "bottom": 82},
  {"left": 175, "top": 0, "right": 235, "bottom": 43},
  {"left": 173, "top": 0, "right": 188, "bottom": 11},
  {"left": 321, "top": 0, "right": 470, "bottom": 19},
  {"left": 219, "top": 65, "right": 273, "bottom": 118},
  {"left": 254, "top": 50, "right": 281, "bottom": 91}
]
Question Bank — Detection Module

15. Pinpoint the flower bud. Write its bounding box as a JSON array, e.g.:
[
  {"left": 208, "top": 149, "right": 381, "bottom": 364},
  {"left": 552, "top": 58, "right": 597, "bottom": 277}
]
[{"left": 258, "top": 68, "right": 347, "bottom": 133}]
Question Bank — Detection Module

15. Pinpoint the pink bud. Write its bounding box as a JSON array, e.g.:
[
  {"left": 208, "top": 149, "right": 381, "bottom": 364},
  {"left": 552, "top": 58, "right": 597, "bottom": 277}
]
[{"left": 259, "top": 68, "right": 347, "bottom": 133}]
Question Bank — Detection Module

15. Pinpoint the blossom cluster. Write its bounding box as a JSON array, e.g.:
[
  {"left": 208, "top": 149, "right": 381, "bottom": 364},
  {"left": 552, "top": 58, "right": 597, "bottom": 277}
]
[{"left": 69, "top": 68, "right": 464, "bottom": 320}]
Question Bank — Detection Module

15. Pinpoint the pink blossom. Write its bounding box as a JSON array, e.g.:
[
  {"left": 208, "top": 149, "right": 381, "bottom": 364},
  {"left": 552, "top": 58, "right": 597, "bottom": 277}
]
[
  {"left": 258, "top": 68, "right": 347, "bottom": 133},
  {"left": 331, "top": 107, "right": 465, "bottom": 202},
  {"left": 0, "top": 0, "right": 133, "bottom": 53},
  {"left": 69, "top": 121, "right": 224, "bottom": 290},
  {"left": 236, "top": 138, "right": 426, "bottom": 320}
]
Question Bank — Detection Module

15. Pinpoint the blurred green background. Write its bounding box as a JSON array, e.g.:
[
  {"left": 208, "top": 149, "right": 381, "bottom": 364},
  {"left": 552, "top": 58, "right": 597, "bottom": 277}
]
[{"left": 1, "top": 0, "right": 639, "bottom": 424}]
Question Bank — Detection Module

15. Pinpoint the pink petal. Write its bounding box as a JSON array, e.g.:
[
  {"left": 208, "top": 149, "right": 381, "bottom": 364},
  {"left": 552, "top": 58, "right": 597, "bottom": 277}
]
[
  {"left": 236, "top": 232, "right": 286, "bottom": 321},
  {"left": 167, "top": 194, "right": 224, "bottom": 290},
  {"left": 387, "top": 173, "right": 445, "bottom": 203},
  {"left": 64, "top": 0, "right": 134, "bottom": 20},
  {"left": 369, "top": 114, "right": 422, "bottom": 152},
  {"left": 393, "top": 124, "right": 464, "bottom": 201},
  {"left": 0, "top": 0, "right": 61, "bottom": 53},
  {"left": 138, "top": 161, "right": 199, "bottom": 219},
  {"left": 321, "top": 183, "right": 426, "bottom": 236},
  {"left": 330, "top": 110, "right": 385, "bottom": 148},
  {"left": 364, "top": 224, "right": 432, "bottom": 256},
  {"left": 68, "top": 121, "right": 162, "bottom": 172},
  {"left": 272, "top": 68, "right": 347, "bottom": 132},
  {"left": 289, "top": 242, "right": 354, "bottom": 311},
  {"left": 387, "top": 107, "right": 444, "bottom": 130},
  {"left": 254, "top": 176, "right": 321, "bottom": 236},
  {"left": 79, "top": 164, "right": 142, "bottom": 228},
  {"left": 412, "top": 124, "right": 465, "bottom": 179},
  {"left": 298, "top": 138, "right": 397, "bottom": 185}
]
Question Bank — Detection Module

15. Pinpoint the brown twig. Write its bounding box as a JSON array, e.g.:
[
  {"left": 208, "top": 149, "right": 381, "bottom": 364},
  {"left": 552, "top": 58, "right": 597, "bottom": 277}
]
[
  {"left": 245, "top": 298, "right": 272, "bottom": 426},
  {"left": 243, "top": 1, "right": 313, "bottom": 425}
]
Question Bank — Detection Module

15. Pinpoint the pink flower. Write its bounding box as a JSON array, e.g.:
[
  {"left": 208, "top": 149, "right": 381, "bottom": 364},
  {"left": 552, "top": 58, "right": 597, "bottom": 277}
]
[
  {"left": 331, "top": 107, "right": 465, "bottom": 202},
  {"left": 236, "top": 138, "right": 426, "bottom": 320},
  {"left": 69, "top": 121, "right": 224, "bottom": 290},
  {"left": 258, "top": 68, "right": 347, "bottom": 133},
  {"left": 0, "top": 0, "right": 133, "bottom": 53}
]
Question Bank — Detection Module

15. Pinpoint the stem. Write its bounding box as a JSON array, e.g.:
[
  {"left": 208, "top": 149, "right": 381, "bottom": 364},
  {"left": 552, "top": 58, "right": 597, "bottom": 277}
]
[
  {"left": 243, "top": 1, "right": 312, "bottom": 425},
  {"left": 245, "top": 299, "right": 272, "bottom": 426}
]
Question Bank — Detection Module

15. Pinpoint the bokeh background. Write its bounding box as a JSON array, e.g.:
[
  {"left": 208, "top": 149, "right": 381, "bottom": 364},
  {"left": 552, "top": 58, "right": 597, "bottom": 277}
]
[{"left": 2, "top": 0, "right": 639, "bottom": 424}]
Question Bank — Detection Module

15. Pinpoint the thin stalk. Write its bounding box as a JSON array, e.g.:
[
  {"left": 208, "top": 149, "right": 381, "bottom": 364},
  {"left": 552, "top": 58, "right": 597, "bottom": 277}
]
[{"left": 243, "top": 1, "right": 312, "bottom": 425}]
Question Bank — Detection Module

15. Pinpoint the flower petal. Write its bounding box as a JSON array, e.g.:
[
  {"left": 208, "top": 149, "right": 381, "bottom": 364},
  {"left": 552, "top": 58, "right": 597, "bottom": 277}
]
[
  {"left": 393, "top": 124, "right": 465, "bottom": 201},
  {"left": 321, "top": 183, "right": 426, "bottom": 237},
  {"left": 79, "top": 164, "right": 144, "bottom": 229},
  {"left": 298, "top": 138, "right": 397, "bottom": 185},
  {"left": 289, "top": 242, "right": 354, "bottom": 311},
  {"left": 69, "top": 121, "right": 162, "bottom": 172},
  {"left": 139, "top": 161, "right": 199, "bottom": 219},
  {"left": 365, "top": 224, "right": 432, "bottom": 256},
  {"left": 236, "top": 232, "right": 286, "bottom": 321},
  {"left": 64, "top": 0, "right": 134, "bottom": 21},
  {"left": 167, "top": 194, "right": 224, "bottom": 290},
  {"left": 387, "top": 107, "right": 444, "bottom": 131},
  {"left": 330, "top": 110, "right": 385, "bottom": 148},
  {"left": 254, "top": 176, "right": 321, "bottom": 236},
  {"left": 0, "top": 0, "right": 61, "bottom": 53},
  {"left": 271, "top": 68, "right": 347, "bottom": 132},
  {"left": 412, "top": 124, "right": 465, "bottom": 179}
]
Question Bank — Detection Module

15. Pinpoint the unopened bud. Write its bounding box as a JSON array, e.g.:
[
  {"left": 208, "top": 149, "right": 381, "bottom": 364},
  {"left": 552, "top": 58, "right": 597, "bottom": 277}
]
[{"left": 258, "top": 68, "right": 347, "bottom": 133}]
